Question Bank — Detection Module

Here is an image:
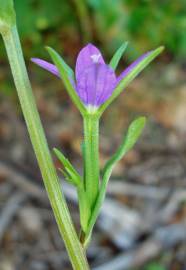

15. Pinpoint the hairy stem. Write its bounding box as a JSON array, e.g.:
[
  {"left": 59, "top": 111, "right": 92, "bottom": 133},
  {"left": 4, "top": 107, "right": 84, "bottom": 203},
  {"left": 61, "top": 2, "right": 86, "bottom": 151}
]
[{"left": 2, "top": 25, "right": 89, "bottom": 270}]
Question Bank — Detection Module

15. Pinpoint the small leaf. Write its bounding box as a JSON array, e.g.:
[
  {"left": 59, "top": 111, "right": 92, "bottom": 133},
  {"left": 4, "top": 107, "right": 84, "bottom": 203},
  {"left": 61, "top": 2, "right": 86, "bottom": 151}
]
[
  {"left": 46, "top": 46, "right": 86, "bottom": 115},
  {"left": 98, "top": 46, "right": 164, "bottom": 115},
  {"left": 84, "top": 117, "right": 146, "bottom": 242},
  {"left": 54, "top": 148, "right": 81, "bottom": 186},
  {"left": 59, "top": 168, "right": 74, "bottom": 184},
  {"left": 109, "top": 42, "right": 128, "bottom": 70},
  {"left": 102, "top": 116, "right": 146, "bottom": 179},
  {"left": 120, "top": 116, "right": 146, "bottom": 153},
  {"left": 0, "top": 0, "right": 16, "bottom": 33}
]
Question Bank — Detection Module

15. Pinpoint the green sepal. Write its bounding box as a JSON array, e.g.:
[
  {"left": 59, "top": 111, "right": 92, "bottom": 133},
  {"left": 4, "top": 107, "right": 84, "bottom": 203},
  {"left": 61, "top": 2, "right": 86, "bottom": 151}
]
[
  {"left": 46, "top": 46, "right": 86, "bottom": 115},
  {"left": 98, "top": 46, "right": 164, "bottom": 116},
  {"left": 83, "top": 117, "right": 146, "bottom": 243},
  {"left": 0, "top": 0, "right": 16, "bottom": 34},
  {"left": 109, "top": 42, "right": 128, "bottom": 70},
  {"left": 54, "top": 148, "right": 81, "bottom": 186}
]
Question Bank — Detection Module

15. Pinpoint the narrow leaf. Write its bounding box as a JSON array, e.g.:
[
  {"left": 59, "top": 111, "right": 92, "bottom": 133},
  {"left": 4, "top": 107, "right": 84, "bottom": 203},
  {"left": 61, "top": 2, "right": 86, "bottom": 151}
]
[
  {"left": 109, "top": 42, "right": 128, "bottom": 70},
  {"left": 102, "top": 116, "right": 146, "bottom": 179},
  {"left": 54, "top": 148, "right": 81, "bottom": 186},
  {"left": 98, "top": 46, "right": 164, "bottom": 115},
  {"left": 46, "top": 47, "right": 86, "bottom": 115}
]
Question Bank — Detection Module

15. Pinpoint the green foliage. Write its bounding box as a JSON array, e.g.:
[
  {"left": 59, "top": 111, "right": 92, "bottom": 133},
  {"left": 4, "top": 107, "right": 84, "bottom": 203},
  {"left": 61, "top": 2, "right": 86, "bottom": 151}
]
[
  {"left": 12, "top": 0, "right": 77, "bottom": 57},
  {"left": 144, "top": 262, "right": 166, "bottom": 270},
  {"left": 88, "top": 0, "right": 186, "bottom": 59},
  {"left": 0, "top": 0, "right": 185, "bottom": 59}
]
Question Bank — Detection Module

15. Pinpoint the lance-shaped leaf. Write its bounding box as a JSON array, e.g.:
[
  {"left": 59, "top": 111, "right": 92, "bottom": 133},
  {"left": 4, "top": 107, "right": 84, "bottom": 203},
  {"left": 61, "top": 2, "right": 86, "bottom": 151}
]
[
  {"left": 102, "top": 116, "right": 146, "bottom": 180},
  {"left": 84, "top": 117, "right": 146, "bottom": 243},
  {"left": 0, "top": 0, "right": 16, "bottom": 33},
  {"left": 54, "top": 148, "right": 81, "bottom": 186},
  {"left": 109, "top": 42, "right": 128, "bottom": 70},
  {"left": 46, "top": 47, "right": 86, "bottom": 115},
  {"left": 98, "top": 46, "right": 164, "bottom": 116}
]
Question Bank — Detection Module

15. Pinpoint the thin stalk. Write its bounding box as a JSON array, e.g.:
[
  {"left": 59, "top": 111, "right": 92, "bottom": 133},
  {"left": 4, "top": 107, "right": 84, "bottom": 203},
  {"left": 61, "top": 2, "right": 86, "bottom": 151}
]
[
  {"left": 83, "top": 115, "right": 100, "bottom": 213},
  {"left": 2, "top": 25, "right": 89, "bottom": 270}
]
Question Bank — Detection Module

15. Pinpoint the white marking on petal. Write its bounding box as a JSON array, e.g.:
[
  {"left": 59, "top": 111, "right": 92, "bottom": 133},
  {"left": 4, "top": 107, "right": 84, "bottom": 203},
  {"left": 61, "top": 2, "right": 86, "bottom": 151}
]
[{"left": 91, "top": 53, "right": 101, "bottom": 63}]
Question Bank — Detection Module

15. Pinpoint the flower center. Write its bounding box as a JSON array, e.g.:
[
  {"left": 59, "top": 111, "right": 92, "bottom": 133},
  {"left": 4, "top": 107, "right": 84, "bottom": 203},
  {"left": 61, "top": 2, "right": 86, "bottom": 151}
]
[{"left": 87, "top": 104, "right": 98, "bottom": 114}]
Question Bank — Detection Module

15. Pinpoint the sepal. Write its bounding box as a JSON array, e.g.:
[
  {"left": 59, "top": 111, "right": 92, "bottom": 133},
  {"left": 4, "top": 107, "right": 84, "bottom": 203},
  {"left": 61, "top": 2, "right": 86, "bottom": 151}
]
[
  {"left": 98, "top": 46, "right": 164, "bottom": 115},
  {"left": 46, "top": 46, "right": 86, "bottom": 115},
  {"left": 109, "top": 42, "right": 128, "bottom": 70}
]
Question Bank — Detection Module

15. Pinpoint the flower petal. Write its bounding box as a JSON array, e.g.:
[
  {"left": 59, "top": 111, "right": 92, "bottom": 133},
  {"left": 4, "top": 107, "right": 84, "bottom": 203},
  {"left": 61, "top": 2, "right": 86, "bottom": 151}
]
[
  {"left": 76, "top": 63, "right": 116, "bottom": 107},
  {"left": 31, "top": 58, "right": 60, "bottom": 77},
  {"left": 75, "top": 43, "right": 105, "bottom": 82},
  {"left": 116, "top": 51, "right": 151, "bottom": 83}
]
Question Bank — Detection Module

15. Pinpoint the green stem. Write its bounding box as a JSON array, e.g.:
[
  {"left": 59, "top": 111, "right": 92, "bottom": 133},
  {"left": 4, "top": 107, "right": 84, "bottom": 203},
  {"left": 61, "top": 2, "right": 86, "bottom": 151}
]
[
  {"left": 2, "top": 25, "right": 89, "bottom": 270},
  {"left": 83, "top": 115, "right": 100, "bottom": 213}
]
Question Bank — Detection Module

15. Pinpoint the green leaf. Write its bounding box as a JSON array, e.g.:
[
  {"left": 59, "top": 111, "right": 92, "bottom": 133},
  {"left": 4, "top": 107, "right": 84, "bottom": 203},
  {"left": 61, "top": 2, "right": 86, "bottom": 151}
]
[
  {"left": 102, "top": 116, "right": 146, "bottom": 181},
  {"left": 98, "top": 46, "right": 164, "bottom": 116},
  {"left": 46, "top": 46, "right": 86, "bottom": 115},
  {"left": 84, "top": 117, "right": 146, "bottom": 242},
  {"left": 59, "top": 168, "right": 74, "bottom": 184},
  {"left": 109, "top": 42, "right": 128, "bottom": 70},
  {"left": 54, "top": 148, "right": 81, "bottom": 186},
  {"left": 0, "top": 0, "right": 16, "bottom": 33}
]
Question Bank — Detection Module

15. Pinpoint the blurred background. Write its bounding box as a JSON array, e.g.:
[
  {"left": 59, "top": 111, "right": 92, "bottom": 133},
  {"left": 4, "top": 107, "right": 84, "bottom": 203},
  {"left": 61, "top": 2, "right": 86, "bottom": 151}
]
[{"left": 0, "top": 0, "right": 186, "bottom": 269}]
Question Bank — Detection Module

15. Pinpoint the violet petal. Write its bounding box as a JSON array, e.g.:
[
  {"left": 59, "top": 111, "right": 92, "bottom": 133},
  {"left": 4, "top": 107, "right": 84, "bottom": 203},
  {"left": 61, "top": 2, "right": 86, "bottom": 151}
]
[
  {"left": 116, "top": 51, "right": 151, "bottom": 84},
  {"left": 75, "top": 43, "right": 105, "bottom": 82},
  {"left": 31, "top": 58, "right": 60, "bottom": 78},
  {"left": 76, "top": 63, "right": 116, "bottom": 107}
]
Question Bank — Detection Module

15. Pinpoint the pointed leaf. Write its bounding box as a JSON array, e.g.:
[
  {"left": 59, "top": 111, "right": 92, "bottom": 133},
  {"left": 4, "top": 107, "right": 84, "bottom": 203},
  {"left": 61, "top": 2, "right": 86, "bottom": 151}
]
[
  {"left": 109, "top": 42, "right": 128, "bottom": 70},
  {"left": 102, "top": 116, "right": 146, "bottom": 179},
  {"left": 98, "top": 46, "right": 164, "bottom": 115},
  {"left": 59, "top": 168, "right": 75, "bottom": 184},
  {"left": 46, "top": 47, "right": 86, "bottom": 115},
  {"left": 54, "top": 148, "right": 81, "bottom": 186}
]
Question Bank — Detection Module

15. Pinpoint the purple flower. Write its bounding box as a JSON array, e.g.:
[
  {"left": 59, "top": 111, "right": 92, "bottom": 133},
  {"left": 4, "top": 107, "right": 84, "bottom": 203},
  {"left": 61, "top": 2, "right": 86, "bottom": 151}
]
[{"left": 31, "top": 44, "right": 150, "bottom": 109}]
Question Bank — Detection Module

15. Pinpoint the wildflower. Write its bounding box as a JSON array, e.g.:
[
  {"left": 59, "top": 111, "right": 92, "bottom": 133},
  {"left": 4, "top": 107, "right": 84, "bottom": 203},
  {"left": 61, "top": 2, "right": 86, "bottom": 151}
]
[{"left": 31, "top": 44, "right": 150, "bottom": 110}]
